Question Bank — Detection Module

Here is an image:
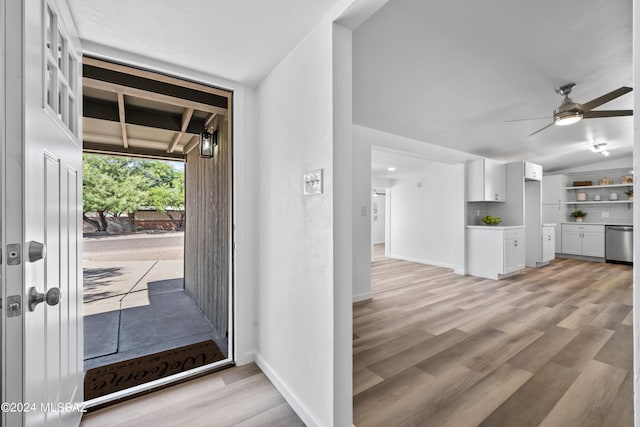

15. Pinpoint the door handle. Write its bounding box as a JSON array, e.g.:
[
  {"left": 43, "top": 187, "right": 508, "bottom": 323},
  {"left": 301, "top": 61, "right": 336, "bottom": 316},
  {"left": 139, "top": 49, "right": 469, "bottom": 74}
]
[
  {"left": 27, "top": 241, "right": 46, "bottom": 262},
  {"left": 28, "top": 287, "right": 61, "bottom": 311}
]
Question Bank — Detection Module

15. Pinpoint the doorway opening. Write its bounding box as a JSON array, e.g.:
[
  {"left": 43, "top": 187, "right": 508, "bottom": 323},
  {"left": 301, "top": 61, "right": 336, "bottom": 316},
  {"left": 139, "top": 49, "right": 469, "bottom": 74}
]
[
  {"left": 80, "top": 57, "right": 234, "bottom": 404},
  {"left": 371, "top": 187, "right": 387, "bottom": 260}
]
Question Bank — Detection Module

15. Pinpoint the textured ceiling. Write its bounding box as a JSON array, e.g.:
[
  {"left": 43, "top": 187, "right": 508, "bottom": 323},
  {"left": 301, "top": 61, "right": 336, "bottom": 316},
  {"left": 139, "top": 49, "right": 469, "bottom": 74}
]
[
  {"left": 67, "top": 0, "right": 344, "bottom": 86},
  {"left": 354, "top": 0, "right": 633, "bottom": 172}
]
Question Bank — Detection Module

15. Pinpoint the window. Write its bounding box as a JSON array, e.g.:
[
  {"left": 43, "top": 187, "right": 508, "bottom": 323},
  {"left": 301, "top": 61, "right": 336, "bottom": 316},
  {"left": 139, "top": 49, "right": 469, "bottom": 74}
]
[{"left": 43, "top": 1, "right": 79, "bottom": 138}]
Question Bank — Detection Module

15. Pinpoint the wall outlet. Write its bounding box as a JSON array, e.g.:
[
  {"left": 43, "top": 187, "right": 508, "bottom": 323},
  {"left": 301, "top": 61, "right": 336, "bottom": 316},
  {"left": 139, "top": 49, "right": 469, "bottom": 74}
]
[{"left": 601, "top": 211, "right": 610, "bottom": 218}]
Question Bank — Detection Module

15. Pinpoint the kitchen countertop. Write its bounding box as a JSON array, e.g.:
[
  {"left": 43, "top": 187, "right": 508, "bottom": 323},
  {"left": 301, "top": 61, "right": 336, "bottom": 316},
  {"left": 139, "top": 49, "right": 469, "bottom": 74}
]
[{"left": 466, "top": 225, "right": 525, "bottom": 230}]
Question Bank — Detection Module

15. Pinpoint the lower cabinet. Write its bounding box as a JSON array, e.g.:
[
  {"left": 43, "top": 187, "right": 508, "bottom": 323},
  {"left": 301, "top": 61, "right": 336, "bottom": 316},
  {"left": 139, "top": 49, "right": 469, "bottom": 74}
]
[
  {"left": 467, "top": 226, "right": 526, "bottom": 280},
  {"left": 561, "top": 224, "right": 605, "bottom": 257},
  {"left": 542, "top": 226, "right": 555, "bottom": 263}
]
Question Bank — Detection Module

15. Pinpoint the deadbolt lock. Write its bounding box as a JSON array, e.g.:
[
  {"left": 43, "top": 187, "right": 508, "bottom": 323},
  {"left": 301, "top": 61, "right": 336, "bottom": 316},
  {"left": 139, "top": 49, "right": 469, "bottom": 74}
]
[{"left": 7, "top": 295, "right": 21, "bottom": 317}]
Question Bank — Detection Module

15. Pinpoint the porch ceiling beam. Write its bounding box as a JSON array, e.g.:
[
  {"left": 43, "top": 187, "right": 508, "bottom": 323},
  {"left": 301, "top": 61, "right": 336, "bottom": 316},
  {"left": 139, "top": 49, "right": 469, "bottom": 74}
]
[
  {"left": 205, "top": 113, "right": 217, "bottom": 128},
  {"left": 84, "top": 98, "right": 206, "bottom": 135},
  {"left": 84, "top": 57, "right": 232, "bottom": 100},
  {"left": 167, "top": 108, "right": 194, "bottom": 153},
  {"left": 83, "top": 142, "right": 185, "bottom": 161},
  {"left": 183, "top": 135, "right": 200, "bottom": 155},
  {"left": 117, "top": 92, "right": 129, "bottom": 148},
  {"left": 83, "top": 77, "right": 228, "bottom": 117}
]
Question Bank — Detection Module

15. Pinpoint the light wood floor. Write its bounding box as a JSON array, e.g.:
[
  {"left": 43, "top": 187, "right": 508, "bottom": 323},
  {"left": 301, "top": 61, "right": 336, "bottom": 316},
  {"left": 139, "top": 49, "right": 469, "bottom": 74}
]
[
  {"left": 80, "top": 363, "right": 304, "bottom": 427},
  {"left": 82, "top": 246, "right": 633, "bottom": 427},
  {"left": 354, "top": 244, "right": 633, "bottom": 426}
]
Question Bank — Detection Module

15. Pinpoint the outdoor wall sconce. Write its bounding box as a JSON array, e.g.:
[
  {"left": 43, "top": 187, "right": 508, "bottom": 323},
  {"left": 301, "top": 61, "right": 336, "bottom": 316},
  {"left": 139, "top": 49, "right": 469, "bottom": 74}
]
[{"left": 199, "top": 128, "right": 217, "bottom": 158}]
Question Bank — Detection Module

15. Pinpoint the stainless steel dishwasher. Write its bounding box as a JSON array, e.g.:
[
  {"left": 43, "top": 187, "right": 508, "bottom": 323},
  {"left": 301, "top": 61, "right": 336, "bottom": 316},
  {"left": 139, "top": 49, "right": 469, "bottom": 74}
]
[{"left": 605, "top": 225, "right": 633, "bottom": 263}]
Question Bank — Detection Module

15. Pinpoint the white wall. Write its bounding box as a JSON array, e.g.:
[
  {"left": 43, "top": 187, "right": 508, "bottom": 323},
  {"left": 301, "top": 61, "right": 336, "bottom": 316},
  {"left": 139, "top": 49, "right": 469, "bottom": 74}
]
[
  {"left": 256, "top": 19, "right": 335, "bottom": 426},
  {"left": 371, "top": 194, "right": 386, "bottom": 244},
  {"left": 387, "top": 168, "right": 456, "bottom": 268}
]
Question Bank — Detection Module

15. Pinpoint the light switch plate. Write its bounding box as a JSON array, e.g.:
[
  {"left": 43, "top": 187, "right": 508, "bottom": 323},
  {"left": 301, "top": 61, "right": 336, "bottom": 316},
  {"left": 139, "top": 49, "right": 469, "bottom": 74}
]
[{"left": 304, "top": 169, "right": 323, "bottom": 195}]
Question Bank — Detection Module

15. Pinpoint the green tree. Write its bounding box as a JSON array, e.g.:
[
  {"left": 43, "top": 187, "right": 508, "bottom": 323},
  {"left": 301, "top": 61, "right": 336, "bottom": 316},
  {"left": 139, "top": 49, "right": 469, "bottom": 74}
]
[
  {"left": 142, "top": 161, "right": 186, "bottom": 229},
  {"left": 82, "top": 154, "right": 184, "bottom": 232}
]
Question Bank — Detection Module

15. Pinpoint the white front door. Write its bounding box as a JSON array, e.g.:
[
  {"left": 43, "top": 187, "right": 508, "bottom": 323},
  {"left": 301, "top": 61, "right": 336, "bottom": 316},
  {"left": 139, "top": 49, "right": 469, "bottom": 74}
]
[{"left": 2, "top": 0, "right": 83, "bottom": 426}]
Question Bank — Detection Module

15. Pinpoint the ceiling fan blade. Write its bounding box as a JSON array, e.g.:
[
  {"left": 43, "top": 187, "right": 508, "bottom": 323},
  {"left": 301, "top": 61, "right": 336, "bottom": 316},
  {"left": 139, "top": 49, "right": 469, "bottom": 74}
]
[
  {"left": 528, "top": 122, "right": 555, "bottom": 137},
  {"left": 581, "top": 87, "right": 633, "bottom": 112},
  {"left": 504, "top": 117, "right": 550, "bottom": 123},
  {"left": 583, "top": 109, "right": 633, "bottom": 118}
]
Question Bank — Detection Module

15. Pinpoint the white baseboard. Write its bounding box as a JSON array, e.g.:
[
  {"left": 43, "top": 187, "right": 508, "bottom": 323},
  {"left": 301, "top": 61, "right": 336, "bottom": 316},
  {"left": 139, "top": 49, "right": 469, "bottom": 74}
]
[
  {"left": 352, "top": 292, "right": 371, "bottom": 303},
  {"left": 235, "top": 350, "right": 256, "bottom": 366},
  {"left": 388, "top": 253, "right": 454, "bottom": 270},
  {"left": 255, "top": 353, "right": 323, "bottom": 427}
]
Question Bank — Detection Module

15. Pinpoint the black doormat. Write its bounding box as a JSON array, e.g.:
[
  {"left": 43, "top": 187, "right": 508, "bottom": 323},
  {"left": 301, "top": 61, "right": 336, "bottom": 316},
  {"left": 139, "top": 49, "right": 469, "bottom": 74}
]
[{"left": 84, "top": 340, "right": 224, "bottom": 400}]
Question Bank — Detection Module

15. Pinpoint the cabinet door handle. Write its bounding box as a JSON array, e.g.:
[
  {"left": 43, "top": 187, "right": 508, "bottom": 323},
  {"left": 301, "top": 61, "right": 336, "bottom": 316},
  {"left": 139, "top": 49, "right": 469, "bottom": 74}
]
[
  {"left": 513, "top": 240, "right": 518, "bottom": 247},
  {"left": 495, "top": 194, "right": 499, "bottom": 200}
]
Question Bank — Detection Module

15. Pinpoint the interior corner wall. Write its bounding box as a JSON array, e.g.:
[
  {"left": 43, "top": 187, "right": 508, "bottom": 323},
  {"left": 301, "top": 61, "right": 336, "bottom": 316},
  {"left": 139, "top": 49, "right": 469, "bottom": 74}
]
[
  {"left": 255, "top": 19, "right": 335, "bottom": 427},
  {"left": 332, "top": 22, "right": 353, "bottom": 427},
  {"left": 352, "top": 136, "right": 372, "bottom": 302},
  {"left": 233, "top": 86, "right": 259, "bottom": 365}
]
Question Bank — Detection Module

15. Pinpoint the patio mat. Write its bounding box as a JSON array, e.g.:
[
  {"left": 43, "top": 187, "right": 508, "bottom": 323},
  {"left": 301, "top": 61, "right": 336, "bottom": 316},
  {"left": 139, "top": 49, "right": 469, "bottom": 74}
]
[{"left": 84, "top": 340, "right": 224, "bottom": 400}]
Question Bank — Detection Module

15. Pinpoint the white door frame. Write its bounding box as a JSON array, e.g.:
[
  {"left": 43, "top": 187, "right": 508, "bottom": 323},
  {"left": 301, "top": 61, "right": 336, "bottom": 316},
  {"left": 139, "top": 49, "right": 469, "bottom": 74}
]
[
  {"left": 75, "top": 49, "right": 245, "bottom": 401},
  {"left": 2, "top": 0, "right": 27, "bottom": 424}
]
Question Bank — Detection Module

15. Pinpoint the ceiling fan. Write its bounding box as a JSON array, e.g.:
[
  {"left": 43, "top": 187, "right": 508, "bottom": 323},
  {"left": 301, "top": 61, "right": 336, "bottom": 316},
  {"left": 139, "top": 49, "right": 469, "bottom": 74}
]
[{"left": 520, "top": 83, "right": 633, "bottom": 136}]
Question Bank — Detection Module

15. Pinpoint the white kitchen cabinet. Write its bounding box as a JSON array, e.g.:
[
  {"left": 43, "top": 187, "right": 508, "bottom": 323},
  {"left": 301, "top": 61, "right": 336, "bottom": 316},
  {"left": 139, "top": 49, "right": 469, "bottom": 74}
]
[
  {"left": 542, "top": 174, "right": 567, "bottom": 254},
  {"left": 466, "top": 159, "right": 506, "bottom": 202},
  {"left": 542, "top": 225, "right": 555, "bottom": 262},
  {"left": 504, "top": 235, "right": 526, "bottom": 273},
  {"left": 524, "top": 162, "right": 542, "bottom": 181},
  {"left": 467, "top": 226, "right": 526, "bottom": 279},
  {"left": 542, "top": 206, "right": 562, "bottom": 253},
  {"left": 561, "top": 223, "right": 605, "bottom": 257}
]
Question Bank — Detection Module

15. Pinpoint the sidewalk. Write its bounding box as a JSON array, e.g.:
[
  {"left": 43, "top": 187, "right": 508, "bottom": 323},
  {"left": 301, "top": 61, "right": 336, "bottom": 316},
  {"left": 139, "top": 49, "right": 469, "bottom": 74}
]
[{"left": 83, "top": 234, "right": 227, "bottom": 371}]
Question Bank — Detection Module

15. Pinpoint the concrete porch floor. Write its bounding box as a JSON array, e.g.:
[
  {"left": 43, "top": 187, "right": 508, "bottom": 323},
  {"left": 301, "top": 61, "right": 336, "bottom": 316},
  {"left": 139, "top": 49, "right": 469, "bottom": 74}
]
[{"left": 83, "top": 234, "right": 227, "bottom": 371}]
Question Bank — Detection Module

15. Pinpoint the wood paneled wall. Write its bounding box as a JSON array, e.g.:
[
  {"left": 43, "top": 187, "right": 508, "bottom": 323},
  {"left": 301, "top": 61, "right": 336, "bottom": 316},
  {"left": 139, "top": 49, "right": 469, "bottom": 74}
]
[{"left": 185, "top": 114, "right": 231, "bottom": 344}]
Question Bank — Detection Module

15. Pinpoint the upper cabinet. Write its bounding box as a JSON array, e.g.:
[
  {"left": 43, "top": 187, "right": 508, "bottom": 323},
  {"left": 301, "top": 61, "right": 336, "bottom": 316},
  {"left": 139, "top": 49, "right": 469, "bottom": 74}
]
[
  {"left": 466, "top": 159, "right": 506, "bottom": 202},
  {"left": 524, "top": 162, "right": 542, "bottom": 181}
]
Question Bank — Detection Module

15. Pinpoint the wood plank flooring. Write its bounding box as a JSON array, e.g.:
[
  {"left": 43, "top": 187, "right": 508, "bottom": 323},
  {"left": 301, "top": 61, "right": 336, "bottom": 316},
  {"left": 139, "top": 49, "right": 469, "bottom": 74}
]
[
  {"left": 354, "top": 244, "right": 633, "bottom": 427},
  {"left": 80, "top": 364, "right": 304, "bottom": 427}
]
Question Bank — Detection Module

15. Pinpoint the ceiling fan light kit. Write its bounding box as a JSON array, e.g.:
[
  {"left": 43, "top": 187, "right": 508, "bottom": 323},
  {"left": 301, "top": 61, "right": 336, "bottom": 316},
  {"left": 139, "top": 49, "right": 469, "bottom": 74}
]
[
  {"left": 591, "top": 141, "right": 610, "bottom": 156},
  {"left": 525, "top": 83, "right": 633, "bottom": 136},
  {"left": 554, "top": 110, "right": 583, "bottom": 126}
]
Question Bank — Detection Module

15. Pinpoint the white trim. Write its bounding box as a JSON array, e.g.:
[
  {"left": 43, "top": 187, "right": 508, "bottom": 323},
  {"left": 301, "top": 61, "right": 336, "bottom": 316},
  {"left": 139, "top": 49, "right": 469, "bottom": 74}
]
[
  {"left": 84, "top": 359, "right": 235, "bottom": 409},
  {"left": 387, "top": 254, "right": 454, "bottom": 270},
  {"left": 255, "top": 353, "right": 323, "bottom": 427},
  {"left": 352, "top": 292, "right": 371, "bottom": 303}
]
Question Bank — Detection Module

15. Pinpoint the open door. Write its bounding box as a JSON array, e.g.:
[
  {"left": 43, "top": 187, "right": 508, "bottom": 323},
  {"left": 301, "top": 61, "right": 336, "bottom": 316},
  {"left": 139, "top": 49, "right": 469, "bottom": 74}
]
[{"left": 2, "top": 0, "right": 84, "bottom": 425}]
